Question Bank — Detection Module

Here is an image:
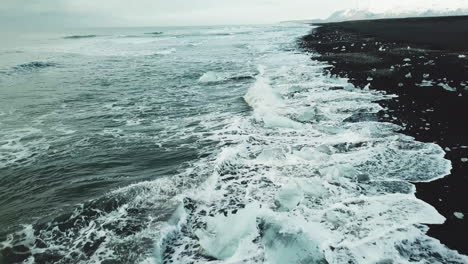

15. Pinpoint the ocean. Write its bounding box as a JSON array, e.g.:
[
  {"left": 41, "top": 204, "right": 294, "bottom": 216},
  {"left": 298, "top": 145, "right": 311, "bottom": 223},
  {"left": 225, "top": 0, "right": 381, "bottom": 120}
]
[{"left": 0, "top": 24, "right": 466, "bottom": 263}]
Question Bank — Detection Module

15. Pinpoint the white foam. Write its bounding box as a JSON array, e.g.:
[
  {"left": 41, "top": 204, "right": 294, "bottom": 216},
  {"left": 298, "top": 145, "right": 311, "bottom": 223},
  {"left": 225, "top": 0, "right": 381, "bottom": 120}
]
[
  {"left": 3, "top": 24, "right": 463, "bottom": 264},
  {"left": 275, "top": 182, "right": 304, "bottom": 211},
  {"left": 155, "top": 47, "right": 465, "bottom": 263},
  {"left": 0, "top": 127, "right": 48, "bottom": 168},
  {"left": 126, "top": 118, "right": 143, "bottom": 126},
  {"left": 195, "top": 203, "right": 260, "bottom": 260},
  {"left": 244, "top": 66, "right": 302, "bottom": 129},
  {"left": 244, "top": 66, "right": 283, "bottom": 111},
  {"left": 155, "top": 48, "right": 176, "bottom": 55}
]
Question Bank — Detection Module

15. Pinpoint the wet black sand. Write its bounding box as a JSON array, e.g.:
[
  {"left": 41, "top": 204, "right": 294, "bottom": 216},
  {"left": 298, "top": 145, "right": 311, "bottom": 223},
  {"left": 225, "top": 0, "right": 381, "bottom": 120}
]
[{"left": 300, "top": 16, "right": 468, "bottom": 254}]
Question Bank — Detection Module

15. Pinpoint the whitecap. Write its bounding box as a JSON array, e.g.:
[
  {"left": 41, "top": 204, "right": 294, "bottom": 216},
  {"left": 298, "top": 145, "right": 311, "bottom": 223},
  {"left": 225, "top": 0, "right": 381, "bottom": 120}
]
[{"left": 154, "top": 48, "right": 176, "bottom": 55}]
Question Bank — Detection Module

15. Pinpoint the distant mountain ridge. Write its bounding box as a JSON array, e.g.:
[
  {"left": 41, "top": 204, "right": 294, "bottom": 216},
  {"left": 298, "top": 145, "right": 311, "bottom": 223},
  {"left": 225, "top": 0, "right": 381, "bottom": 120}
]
[
  {"left": 325, "top": 8, "right": 468, "bottom": 22},
  {"left": 283, "top": 8, "right": 468, "bottom": 24}
]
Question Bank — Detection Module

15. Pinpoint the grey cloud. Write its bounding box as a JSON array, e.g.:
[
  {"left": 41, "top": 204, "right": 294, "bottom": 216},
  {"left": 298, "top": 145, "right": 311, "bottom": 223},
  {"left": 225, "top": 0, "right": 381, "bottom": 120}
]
[{"left": 1, "top": 0, "right": 466, "bottom": 28}]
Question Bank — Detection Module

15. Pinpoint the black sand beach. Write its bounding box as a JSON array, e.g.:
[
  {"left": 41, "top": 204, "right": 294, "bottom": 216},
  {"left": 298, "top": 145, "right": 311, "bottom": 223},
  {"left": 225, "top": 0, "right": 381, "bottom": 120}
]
[{"left": 301, "top": 15, "right": 468, "bottom": 254}]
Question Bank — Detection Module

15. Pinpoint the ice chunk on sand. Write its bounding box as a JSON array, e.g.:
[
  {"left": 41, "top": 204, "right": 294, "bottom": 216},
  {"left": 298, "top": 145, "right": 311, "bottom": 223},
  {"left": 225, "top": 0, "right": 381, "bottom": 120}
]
[
  {"left": 418, "top": 80, "right": 434, "bottom": 87},
  {"left": 438, "top": 83, "right": 456, "bottom": 92},
  {"left": 454, "top": 212, "right": 464, "bottom": 219}
]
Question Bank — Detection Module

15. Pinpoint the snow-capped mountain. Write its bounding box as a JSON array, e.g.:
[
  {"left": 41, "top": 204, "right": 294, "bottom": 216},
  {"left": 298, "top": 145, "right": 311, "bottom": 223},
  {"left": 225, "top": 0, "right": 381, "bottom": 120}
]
[{"left": 324, "top": 8, "right": 468, "bottom": 22}]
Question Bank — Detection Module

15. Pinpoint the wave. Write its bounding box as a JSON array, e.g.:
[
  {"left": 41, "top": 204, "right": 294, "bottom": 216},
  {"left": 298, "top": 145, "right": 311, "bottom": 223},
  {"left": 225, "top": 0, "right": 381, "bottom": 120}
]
[
  {"left": 202, "top": 27, "right": 256, "bottom": 37},
  {"left": 13, "top": 61, "right": 56, "bottom": 71},
  {"left": 155, "top": 56, "right": 466, "bottom": 263},
  {"left": 171, "top": 29, "right": 253, "bottom": 39},
  {"left": 153, "top": 48, "right": 176, "bottom": 56},
  {"left": 1, "top": 26, "right": 466, "bottom": 264},
  {"left": 117, "top": 34, "right": 141, "bottom": 38},
  {"left": 0, "top": 50, "right": 24, "bottom": 55},
  {"left": 118, "top": 32, "right": 164, "bottom": 39},
  {"left": 186, "top": 42, "right": 204, "bottom": 47},
  {"left": 0, "top": 127, "right": 47, "bottom": 169},
  {"left": 0, "top": 177, "right": 184, "bottom": 263},
  {"left": 198, "top": 71, "right": 255, "bottom": 84},
  {"left": 145, "top": 32, "right": 164, "bottom": 36},
  {"left": 63, "top": 35, "right": 98, "bottom": 39},
  {"left": 244, "top": 65, "right": 301, "bottom": 129}
]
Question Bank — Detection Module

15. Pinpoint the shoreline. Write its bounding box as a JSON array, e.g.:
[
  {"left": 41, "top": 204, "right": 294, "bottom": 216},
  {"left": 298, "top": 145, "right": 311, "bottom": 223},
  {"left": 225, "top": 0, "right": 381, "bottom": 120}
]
[{"left": 300, "top": 15, "right": 468, "bottom": 254}]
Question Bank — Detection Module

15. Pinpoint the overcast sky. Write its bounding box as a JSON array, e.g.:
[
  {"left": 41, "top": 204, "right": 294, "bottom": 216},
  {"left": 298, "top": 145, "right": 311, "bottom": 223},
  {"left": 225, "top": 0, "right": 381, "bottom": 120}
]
[{"left": 1, "top": 0, "right": 468, "bottom": 28}]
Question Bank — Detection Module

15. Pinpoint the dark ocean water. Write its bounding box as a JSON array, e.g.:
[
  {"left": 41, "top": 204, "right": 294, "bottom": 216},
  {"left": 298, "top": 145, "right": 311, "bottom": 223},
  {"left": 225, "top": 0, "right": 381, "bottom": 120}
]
[{"left": 0, "top": 25, "right": 467, "bottom": 263}]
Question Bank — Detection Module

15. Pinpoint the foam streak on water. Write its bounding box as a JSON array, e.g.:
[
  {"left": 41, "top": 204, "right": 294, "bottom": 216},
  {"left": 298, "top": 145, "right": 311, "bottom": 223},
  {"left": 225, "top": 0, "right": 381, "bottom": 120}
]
[{"left": 0, "top": 24, "right": 466, "bottom": 264}]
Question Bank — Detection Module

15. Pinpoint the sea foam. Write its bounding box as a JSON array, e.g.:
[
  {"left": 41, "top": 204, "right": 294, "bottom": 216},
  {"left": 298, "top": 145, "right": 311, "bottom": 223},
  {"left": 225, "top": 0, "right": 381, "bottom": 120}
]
[
  {"left": 155, "top": 51, "right": 464, "bottom": 264},
  {"left": 2, "top": 24, "right": 465, "bottom": 264}
]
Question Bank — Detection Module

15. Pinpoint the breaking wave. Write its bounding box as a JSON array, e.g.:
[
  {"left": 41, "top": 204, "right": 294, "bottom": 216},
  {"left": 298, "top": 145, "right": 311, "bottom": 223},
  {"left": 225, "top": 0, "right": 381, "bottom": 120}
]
[
  {"left": 1, "top": 24, "right": 466, "bottom": 264},
  {"left": 155, "top": 56, "right": 465, "bottom": 263},
  {"left": 198, "top": 71, "right": 255, "bottom": 84}
]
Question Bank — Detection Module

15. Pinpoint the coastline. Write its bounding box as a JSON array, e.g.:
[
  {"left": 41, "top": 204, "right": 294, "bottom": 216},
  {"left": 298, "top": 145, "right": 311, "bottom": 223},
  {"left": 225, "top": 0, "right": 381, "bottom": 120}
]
[
  {"left": 1, "top": 21, "right": 467, "bottom": 263},
  {"left": 300, "top": 15, "right": 468, "bottom": 254}
]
